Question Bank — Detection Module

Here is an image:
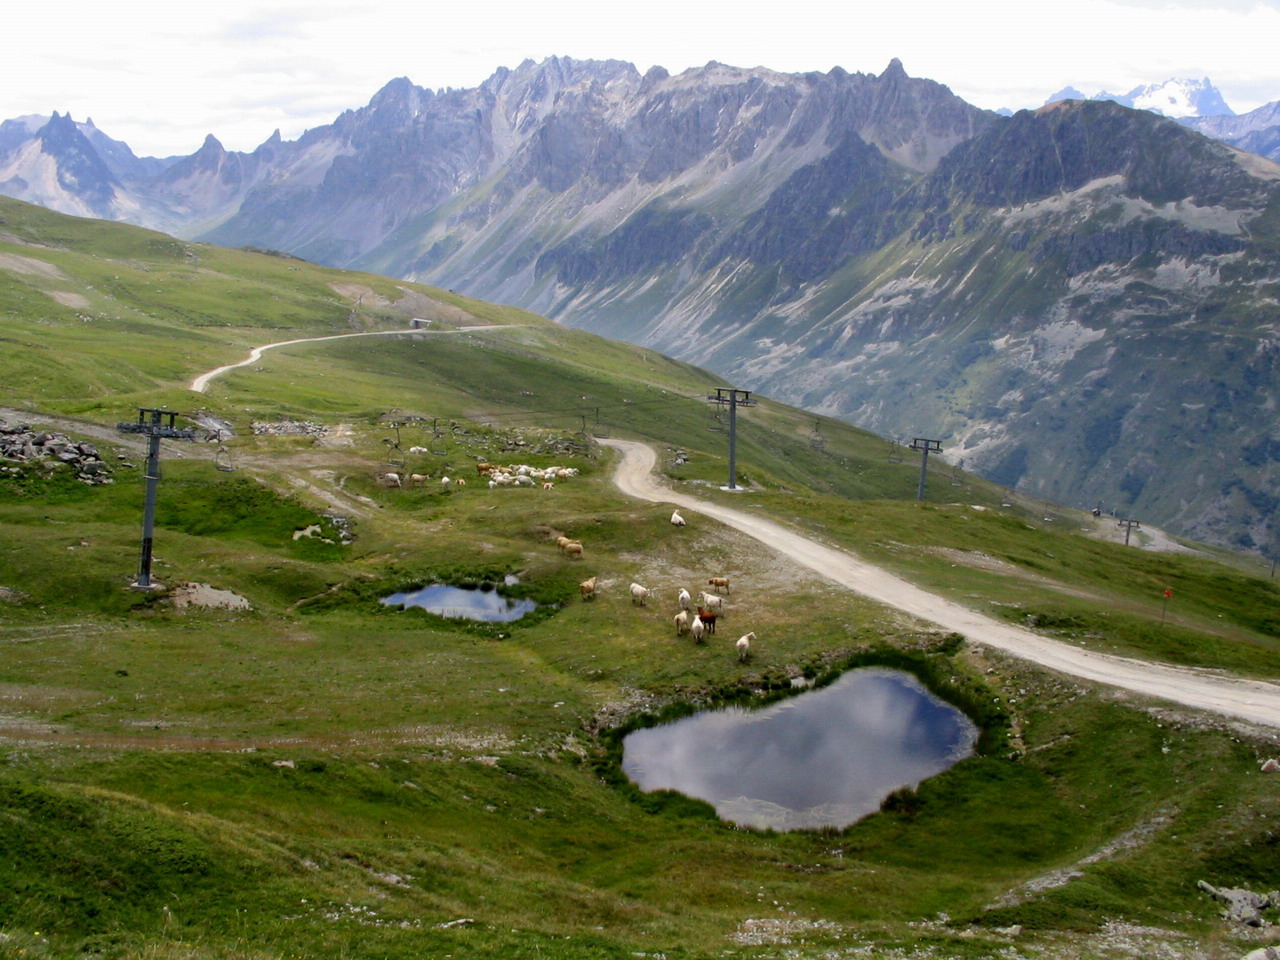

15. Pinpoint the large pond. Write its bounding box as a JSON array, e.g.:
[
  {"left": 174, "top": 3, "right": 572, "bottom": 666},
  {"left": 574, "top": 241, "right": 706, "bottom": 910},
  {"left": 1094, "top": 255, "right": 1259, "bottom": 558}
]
[
  {"left": 381, "top": 576, "right": 537, "bottom": 622},
  {"left": 621, "top": 668, "right": 978, "bottom": 830}
]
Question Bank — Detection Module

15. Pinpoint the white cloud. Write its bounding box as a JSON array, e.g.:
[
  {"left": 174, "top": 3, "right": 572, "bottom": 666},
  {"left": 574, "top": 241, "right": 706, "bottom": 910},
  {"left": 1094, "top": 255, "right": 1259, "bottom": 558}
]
[{"left": 5, "top": 0, "right": 1278, "bottom": 156}]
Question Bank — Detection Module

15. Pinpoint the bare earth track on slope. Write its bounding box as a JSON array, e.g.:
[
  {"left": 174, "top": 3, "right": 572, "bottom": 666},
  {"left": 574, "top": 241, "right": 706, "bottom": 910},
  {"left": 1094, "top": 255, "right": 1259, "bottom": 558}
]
[
  {"left": 188, "top": 324, "right": 522, "bottom": 394},
  {"left": 601, "top": 438, "right": 1280, "bottom": 730}
]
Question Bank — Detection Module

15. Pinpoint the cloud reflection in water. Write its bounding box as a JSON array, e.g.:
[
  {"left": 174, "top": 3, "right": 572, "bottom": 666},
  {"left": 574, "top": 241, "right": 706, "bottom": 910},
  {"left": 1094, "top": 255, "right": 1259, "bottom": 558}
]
[{"left": 622, "top": 669, "right": 977, "bottom": 830}]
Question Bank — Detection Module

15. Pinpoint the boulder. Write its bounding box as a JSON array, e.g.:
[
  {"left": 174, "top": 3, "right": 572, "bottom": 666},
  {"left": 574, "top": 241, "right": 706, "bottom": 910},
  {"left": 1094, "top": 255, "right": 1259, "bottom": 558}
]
[{"left": 1198, "top": 880, "right": 1278, "bottom": 926}]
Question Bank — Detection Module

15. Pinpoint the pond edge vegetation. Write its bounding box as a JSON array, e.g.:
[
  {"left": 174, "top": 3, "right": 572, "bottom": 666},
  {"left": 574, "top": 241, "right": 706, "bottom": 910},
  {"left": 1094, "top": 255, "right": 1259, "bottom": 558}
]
[
  {"left": 593, "top": 634, "right": 1011, "bottom": 831},
  {"left": 296, "top": 563, "right": 575, "bottom": 637}
]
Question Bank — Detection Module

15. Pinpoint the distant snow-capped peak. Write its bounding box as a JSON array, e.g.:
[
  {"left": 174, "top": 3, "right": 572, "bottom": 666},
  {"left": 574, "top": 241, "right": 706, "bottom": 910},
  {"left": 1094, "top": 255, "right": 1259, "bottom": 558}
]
[
  {"left": 1127, "top": 78, "right": 1234, "bottom": 117},
  {"left": 1045, "top": 77, "right": 1234, "bottom": 118}
]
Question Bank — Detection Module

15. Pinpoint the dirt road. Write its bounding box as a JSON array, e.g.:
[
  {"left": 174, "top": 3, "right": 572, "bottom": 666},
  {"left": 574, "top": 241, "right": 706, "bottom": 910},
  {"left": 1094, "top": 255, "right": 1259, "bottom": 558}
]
[
  {"left": 189, "top": 329, "right": 420, "bottom": 393},
  {"left": 601, "top": 438, "right": 1280, "bottom": 729},
  {"left": 189, "top": 325, "right": 527, "bottom": 393}
]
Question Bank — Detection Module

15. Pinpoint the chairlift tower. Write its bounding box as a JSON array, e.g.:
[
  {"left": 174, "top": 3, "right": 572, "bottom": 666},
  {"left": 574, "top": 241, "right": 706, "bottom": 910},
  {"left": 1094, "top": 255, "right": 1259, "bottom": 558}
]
[
  {"left": 1118, "top": 517, "right": 1141, "bottom": 546},
  {"left": 908, "top": 437, "right": 942, "bottom": 501},
  {"left": 117, "top": 408, "right": 197, "bottom": 589},
  {"left": 707, "top": 388, "right": 757, "bottom": 490}
]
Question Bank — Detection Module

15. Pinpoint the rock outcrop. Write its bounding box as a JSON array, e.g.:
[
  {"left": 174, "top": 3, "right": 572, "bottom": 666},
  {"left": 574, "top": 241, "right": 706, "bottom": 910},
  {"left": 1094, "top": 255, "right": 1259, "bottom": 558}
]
[
  {"left": 0, "top": 418, "right": 115, "bottom": 485},
  {"left": 1197, "top": 880, "right": 1279, "bottom": 927}
]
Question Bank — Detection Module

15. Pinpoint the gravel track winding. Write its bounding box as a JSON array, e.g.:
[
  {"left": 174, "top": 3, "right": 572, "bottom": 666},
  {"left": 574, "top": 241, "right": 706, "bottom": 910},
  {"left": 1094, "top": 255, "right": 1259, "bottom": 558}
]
[
  {"left": 601, "top": 438, "right": 1280, "bottom": 729},
  {"left": 189, "top": 325, "right": 519, "bottom": 394},
  {"left": 189, "top": 330, "right": 417, "bottom": 393}
]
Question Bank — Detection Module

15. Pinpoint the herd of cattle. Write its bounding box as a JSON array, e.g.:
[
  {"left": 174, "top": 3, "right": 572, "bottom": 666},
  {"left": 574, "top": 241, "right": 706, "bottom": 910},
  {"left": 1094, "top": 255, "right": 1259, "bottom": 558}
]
[
  {"left": 566, "top": 520, "right": 754, "bottom": 662},
  {"left": 378, "top": 458, "right": 756, "bottom": 660}
]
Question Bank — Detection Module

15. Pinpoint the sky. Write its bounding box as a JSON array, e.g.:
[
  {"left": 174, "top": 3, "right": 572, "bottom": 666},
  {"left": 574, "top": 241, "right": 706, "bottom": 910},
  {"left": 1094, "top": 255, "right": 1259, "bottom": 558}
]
[{"left": 8, "top": 0, "right": 1280, "bottom": 158}]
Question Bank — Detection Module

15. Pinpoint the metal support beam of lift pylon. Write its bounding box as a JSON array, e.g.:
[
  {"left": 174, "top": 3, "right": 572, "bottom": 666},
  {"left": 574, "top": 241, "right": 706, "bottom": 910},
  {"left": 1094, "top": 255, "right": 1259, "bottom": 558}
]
[
  {"left": 706, "top": 388, "right": 757, "bottom": 491},
  {"left": 116, "top": 408, "right": 198, "bottom": 589},
  {"left": 907, "top": 437, "right": 942, "bottom": 502}
]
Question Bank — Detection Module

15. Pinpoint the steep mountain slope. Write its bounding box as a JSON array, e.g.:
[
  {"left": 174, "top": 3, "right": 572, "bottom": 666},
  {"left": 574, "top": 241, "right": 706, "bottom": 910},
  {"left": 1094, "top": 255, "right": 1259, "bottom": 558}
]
[
  {"left": 369, "top": 95, "right": 1277, "bottom": 553},
  {"left": 0, "top": 112, "right": 278, "bottom": 235},
  {"left": 0, "top": 112, "right": 123, "bottom": 219},
  {"left": 1182, "top": 99, "right": 1280, "bottom": 163},
  {"left": 752, "top": 103, "right": 1280, "bottom": 552},
  {"left": 527, "top": 100, "right": 1280, "bottom": 553}
]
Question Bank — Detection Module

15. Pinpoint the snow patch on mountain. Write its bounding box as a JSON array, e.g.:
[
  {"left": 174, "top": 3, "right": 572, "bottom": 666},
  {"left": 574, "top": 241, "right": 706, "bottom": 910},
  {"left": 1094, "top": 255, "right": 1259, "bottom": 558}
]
[
  {"left": 1027, "top": 319, "right": 1106, "bottom": 368},
  {"left": 1045, "top": 77, "right": 1234, "bottom": 118},
  {"left": 997, "top": 173, "right": 1264, "bottom": 235},
  {"left": 1151, "top": 256, "right": 1224, "bottom": 291},
  {"left": 1128, "top": 78, "right": 1233, "bottom": 117}
]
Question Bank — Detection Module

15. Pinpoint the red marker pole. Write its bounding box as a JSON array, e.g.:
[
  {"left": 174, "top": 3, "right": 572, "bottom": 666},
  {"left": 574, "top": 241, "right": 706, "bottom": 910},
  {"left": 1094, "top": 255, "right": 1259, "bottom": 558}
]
[{"left": 1161, "top": 587, "right": 1172, "bottom": 625}]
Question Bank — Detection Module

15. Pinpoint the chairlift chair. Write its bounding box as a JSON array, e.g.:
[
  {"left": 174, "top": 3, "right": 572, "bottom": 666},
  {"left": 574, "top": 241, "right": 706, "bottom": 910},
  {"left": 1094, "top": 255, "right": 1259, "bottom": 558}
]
[
  {"left": 384, "top": 421, "right": 407, "bottom": 467},
  {"left": 213, "top": 430, "right": 235, "bottom": 472}
]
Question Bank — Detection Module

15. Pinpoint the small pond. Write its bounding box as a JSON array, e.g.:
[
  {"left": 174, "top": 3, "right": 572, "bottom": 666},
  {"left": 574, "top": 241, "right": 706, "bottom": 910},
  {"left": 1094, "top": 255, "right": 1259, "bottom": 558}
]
[
  {"left": 381, "top": 576, "right": 537, "bottom": 622},
  {"left": 621, "top": 668, "right": 977, "bottom": 830}
]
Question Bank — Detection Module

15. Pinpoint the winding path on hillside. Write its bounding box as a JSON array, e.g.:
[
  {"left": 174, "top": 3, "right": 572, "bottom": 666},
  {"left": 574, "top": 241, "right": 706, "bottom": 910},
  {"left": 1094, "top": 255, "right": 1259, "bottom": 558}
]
[
  {"left": 189, "top": 326, "right": 516, "bottom": 394},
  {"left": 189, "top": 330, "right": 413, "bottom": 393},
  {"left": 601, "top": 438, "right": 1280, "bottom": 730}
]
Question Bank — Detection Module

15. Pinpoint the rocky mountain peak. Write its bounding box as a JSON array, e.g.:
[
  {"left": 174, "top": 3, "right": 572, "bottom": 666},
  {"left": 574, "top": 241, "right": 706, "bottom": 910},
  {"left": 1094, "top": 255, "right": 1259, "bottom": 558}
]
[
  {"left": 1044, "top": 86, "right": 1088, "bottom": 104},
  {"left": 1128, "top": 77, "right": 1234, "bottom": 117},
  {"left": 366, "top": 76, "right": 434, "bottom": 121},
  {"left": 880, "top": 58, "right": 908, "bottom": 81},
  {"left": 926, "top": 98, "right": 1264, "bottom": 211}
]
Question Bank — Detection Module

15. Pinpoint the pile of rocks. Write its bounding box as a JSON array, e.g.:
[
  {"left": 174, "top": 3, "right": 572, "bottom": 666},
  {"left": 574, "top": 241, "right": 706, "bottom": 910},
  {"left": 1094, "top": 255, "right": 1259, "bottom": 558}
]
[
  {"left": 0, "top": 419, "right": 114, "bottom": 485},
  {"left": 252, "top": 419, "right": 328, "bottom": 438},
  {"left": 1198, "top": 880, "right": 1279, "bottom": 927}
]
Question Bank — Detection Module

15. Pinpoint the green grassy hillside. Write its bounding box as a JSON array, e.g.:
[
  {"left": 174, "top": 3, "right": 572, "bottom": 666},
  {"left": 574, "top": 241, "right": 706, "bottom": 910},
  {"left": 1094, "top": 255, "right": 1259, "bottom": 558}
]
[{"left": 2, "top": 198, "right": 1279, "bottom": 960}]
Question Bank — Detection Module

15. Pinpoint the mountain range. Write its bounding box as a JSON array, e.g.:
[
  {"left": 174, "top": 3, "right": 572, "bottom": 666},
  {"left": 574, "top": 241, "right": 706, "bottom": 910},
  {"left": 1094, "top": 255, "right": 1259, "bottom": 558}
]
[
  {"left": 1043, "top": 77, "right": 1236, "bottom": 118},
  {"left": 2, "top": 57, "right": 1279, "bottom": 554}
]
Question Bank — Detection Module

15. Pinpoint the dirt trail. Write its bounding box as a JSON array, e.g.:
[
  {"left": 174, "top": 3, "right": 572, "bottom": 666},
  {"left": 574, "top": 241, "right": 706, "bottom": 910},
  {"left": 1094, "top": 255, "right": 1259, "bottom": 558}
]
[
  {"left": 188, "top": 324, "right": 522, "bottom": 393},
  {"left": 189, "top": 329, "right": 419, "bottom": 393},
  {"left": 601, "top": 438, "right": 1280, "bottom": 729}
]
